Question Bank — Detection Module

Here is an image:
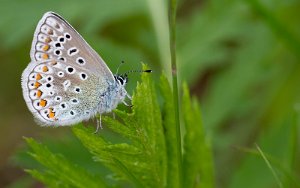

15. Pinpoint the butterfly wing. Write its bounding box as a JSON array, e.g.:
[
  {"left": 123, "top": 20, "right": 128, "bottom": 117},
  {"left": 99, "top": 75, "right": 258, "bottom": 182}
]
[
  {"left": 22, "top": 12, "right": 115, "bottom": 126},
  {"left": 22, "top": 59, "right": 105, "bottom": 126},
  {"left": 30, "top": 11, "right": 114, "bottom": 82}
]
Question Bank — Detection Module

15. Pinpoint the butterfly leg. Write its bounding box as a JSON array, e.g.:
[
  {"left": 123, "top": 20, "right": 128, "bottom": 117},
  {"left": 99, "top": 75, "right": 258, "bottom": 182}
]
[
  {"left": 124, "top": 93, "right": 133, "bottom": 107},
  {"left": 126, "top": 93, "right": 132, "bottom": 100},
  {"left": 94, "top": 115, "right": 102, "bottom": 134},
  {"left": 123, "top": 101, "right": 133, "bottom": 107}
]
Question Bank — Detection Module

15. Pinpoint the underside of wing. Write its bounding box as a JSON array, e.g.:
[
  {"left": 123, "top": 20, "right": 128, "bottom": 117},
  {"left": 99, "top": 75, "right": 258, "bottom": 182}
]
[
  {"left": 30, "top": 11, "right": 115, "bottom": 82},
  {"left": 21, "top": 60, "right": 106, "bottom": 126}
]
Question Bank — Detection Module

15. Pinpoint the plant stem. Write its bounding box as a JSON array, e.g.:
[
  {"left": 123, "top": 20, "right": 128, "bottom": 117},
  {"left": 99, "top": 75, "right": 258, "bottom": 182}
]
[{"left": 168, "top": 0, "right": 182, "bottom": 186}]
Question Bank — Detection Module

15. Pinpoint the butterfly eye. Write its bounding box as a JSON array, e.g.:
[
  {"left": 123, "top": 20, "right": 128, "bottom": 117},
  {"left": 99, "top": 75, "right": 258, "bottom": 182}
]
[{"left": 117, "top": 77, "right": 124, "bottom": 85}]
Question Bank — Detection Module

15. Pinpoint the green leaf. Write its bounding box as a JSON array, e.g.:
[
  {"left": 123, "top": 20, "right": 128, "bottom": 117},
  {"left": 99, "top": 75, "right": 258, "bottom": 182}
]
[
  {"left": 25, "top": 169, "right": 70, "bottom": 188},
  {"left": 182, "top": 83, "right": 215, "bottom": 188},
  {"left": 159, "top": 73, "right": 180, "bottom": 188},
  {"left": 72, "top": 65, "right": 167, "bottom": 188},
  {"left": 24, "top": 137, "right": 107, "bottom": 188}
]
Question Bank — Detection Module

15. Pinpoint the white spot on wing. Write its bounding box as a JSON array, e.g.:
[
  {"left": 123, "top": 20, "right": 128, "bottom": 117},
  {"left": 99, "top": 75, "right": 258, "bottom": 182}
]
[
  {"left": 55, "top": 96, "right": 62, "bottom": 102},
  {"left": 29, "top": 90, "right": 38, "bottom": 100},
  {"left": 29, "top": 73, "right": 38, "bottom": 81},
  {"left": 28, "top": 81, "right": 36, "bottom": 89},
  {"left": 63, "top": 80, "right": 71, "bottom": 91},
  {"left": 33, "top": 100, "right": 43, "bottom": 110},
  {"left": 57, "top": 71, "right": 64, "bottom": 77}
]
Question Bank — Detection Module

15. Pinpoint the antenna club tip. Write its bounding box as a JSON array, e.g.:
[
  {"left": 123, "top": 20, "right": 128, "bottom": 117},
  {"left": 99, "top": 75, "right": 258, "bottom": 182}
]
[{"left": 143, "top": 70, "right": 152, "bottom": 73}]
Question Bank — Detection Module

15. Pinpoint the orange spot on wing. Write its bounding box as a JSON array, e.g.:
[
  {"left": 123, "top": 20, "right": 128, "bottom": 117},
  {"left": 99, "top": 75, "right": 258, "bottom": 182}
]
[
  {"left": 42, "top": 66, "right": 49, "bottom": 72},
  {"left": 40, "top": 99, "right": 47, "bottom": 107},
  {"left": 36, "top": 90, "right": 43, "bottom": 98},
  {"left": 42, "top": 53, "right": 49, "bottom": 60},
  {"left": 48, "top": 108, "right": 55, "bottom": 119},
  {"left": 34, "top": 81, "right": 41, "bottom": 88},
  {"left": 36, "top": 73, "right": 42, "bottom": 80},
  {"left": 45, "top": 37, "right": 52, "bottom": 43},
  {"left": 42, "top": 45, "right": 50, "bottom": 51}
]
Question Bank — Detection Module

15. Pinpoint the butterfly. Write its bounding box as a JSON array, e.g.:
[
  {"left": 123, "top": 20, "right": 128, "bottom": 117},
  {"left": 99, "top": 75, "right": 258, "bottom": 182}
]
[{"left": 21, "top": 11, "right": 139, "bottom": 132}]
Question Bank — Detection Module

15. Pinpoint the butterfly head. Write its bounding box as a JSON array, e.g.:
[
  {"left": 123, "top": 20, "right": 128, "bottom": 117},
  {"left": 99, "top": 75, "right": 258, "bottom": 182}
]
[
  {"left": 114, "top": 74, "right": 128, "bottom": 86},
  {"left": 114, "top": 61, "right": 152, "bottom": 86}
]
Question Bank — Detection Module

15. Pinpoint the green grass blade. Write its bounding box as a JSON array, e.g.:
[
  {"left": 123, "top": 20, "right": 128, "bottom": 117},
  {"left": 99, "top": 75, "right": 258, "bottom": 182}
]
[
  {"left": 182, "top": 83, "right": 215, "bottom": 188},
  {"left": 255, "top": 144, "right": 283, "bottom": 188},
  {"left": 159, "top": 73, "right": 180, "bottom": 188},
  {"left": 237, "top": 146, "right": 300, "bottom": 188},
  {"left": 168, "top": 0, "right": 183, "bottom": 186}
]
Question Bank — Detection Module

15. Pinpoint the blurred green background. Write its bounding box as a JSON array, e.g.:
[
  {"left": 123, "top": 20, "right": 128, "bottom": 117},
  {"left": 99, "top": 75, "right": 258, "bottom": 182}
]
[{"left": 0, "top": 0, "right": 299, "bottom": 187}]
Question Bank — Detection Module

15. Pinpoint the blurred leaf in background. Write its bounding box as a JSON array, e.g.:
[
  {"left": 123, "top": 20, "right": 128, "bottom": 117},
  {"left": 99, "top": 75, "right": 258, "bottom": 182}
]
[{"left": 0, "top": 0, "right": 299, "bottom": 187}]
